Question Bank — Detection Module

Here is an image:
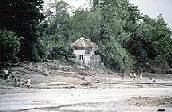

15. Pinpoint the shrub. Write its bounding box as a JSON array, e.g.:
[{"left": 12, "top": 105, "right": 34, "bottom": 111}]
[
  {"left": 0, "top": 30, "right": 20, "bottom": 63},
  {"left": 98, "top": 39, "right": 134, "bottom": 72},
  {"left": 48, "top": 46, "right": 75, "bottom": 61}
]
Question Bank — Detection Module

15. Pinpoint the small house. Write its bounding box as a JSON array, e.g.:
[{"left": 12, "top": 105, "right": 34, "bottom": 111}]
[{"left": 71, "top": 37, "right": 101, "bottom": 67}]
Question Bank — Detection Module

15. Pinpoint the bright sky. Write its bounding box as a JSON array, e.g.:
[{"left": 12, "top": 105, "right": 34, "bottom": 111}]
[
  {"left": 44, "top": 0, "right": 91, "bottom": 10},
  {"left": 129, "top": 0, "right": 172, "bottom": 28},
  {"left": 44, "top": 0, "right": 172, "bottom": 28}
]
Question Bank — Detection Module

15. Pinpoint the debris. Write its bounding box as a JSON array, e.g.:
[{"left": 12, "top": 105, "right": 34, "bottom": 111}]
[
  {"left": 127, "top": 96, "right": 172, "bottom": 107},
  {"left": 80, "top": 82, "right": 91, "bottom": 86}
]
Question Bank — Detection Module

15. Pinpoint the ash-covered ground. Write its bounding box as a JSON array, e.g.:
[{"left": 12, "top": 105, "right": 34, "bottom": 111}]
[{"left": 1, "top": 60, "right": 172, "bottom": 112}]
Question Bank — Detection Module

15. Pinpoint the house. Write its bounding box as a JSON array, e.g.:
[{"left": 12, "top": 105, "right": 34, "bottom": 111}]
[{"left": 71, "top": 37, "right": 101, "bottom": 67}]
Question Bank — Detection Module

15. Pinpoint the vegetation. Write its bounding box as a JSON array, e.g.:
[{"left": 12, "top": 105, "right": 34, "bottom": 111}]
[
  {"left": 0, "top": 30, "right": 20, "bottom": 63},
  {"left": 0, "top": 0, "right": 45, "bottom": 61}
]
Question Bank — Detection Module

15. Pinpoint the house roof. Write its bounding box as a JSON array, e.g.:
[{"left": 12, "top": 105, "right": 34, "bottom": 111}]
[{"left": 72, "top": 37, "right": 97, "bottom": 48}]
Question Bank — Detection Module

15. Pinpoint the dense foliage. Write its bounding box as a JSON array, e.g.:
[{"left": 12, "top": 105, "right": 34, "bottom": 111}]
[
  {"left": 42, "top": 1, "right": 75, "bottom": 61},
  {"left": 0, "top": 30, "right": 20, "bottom": 63},
  {"left": 1, "top": 0, "right": 172, "bottom": 73},
  {"left": 41, "top": 0, "right": 172, "bottom": 73},
  {"left": 0, "top": 0, "right": 45, "bottom": 61}
]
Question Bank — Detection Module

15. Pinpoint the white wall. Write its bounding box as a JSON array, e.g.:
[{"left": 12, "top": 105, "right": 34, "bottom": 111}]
[
  {"left": 74, "top": 50, "right": 85, "bottom": 56},
  {"left": 73, "top": 48, "right": 100, "bottom": 66},
  {"left": 84, "top": 54, "right": 91, "bottom": 66},
  {"left": 74, "top": 49, "right": 91, "bottom": 66},
  {"left": 74, "top": 49, "right": 85, "bottom": 63}
]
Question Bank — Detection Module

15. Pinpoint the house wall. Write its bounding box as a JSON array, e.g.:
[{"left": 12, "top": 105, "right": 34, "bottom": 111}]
[
  {"left": 74, "top": 49, "right": 85, "bottom": 56},
  {"left": 84, "top": 54, "right": 91, "bottom": 66},
  {"left": 74, "top": 49, "right": 91, "bottom": 66},
  {"left": 73, "top": 47, "right": 101, "bottom": 67}
]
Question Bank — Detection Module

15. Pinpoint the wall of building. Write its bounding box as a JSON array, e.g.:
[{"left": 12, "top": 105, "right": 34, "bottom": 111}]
[
  {"left": 73, "top": 48, "right": 101, "bottom": 67},
  {"left": 84, "top": 54, "right": 91, "bottom": 66},
  {"left": 73, "top": 49, "right": 91, "bottom": 66},
  {"left": 74, "top": 49, "right": 84, "bottom": 57}
]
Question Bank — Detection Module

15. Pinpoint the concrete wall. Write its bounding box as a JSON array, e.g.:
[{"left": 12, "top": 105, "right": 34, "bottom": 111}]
[
  {"left": 84, "top": 54, "right": 91, "bottom": 66},
  {"left": 74, "top": 50, "right": 85, "bottom": 56},
  {"left": 73, "top": 49, "right": 90, "bottom": 66},
  {"left": 73, "top": 48, "right": 101, "bottom": 67}
]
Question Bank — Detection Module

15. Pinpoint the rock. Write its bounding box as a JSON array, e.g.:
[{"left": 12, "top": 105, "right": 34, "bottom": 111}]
[
  {"left": 80, "top": 82, "right": 91, "bottom": 86},
  {"left": 157, "top": 108, "right": 165, "bottom": 112}
]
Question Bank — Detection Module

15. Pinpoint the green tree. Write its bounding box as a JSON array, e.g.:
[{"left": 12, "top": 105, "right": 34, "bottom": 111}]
[
  {"left": 126, "top": 15, "right": 172, "bottom": 72},
  {"left": 0, "top": 0, "right": 44, "bottom": 61},
  {"left": 42, "top": 0, "right": 172, "bottom": 72},
  {"left": 0, "top": 30, "right": 20, "bottom": 63},
  {"left": 98, "top": 38, "right": 134, "bottom": 71},
  {"left": 143, "top": 15, "right": 172, "bottom": 71},
  {"left": 42, "top": 1, "right": 74, "bottom": 61},
  {"left": 90, "top": 0, "right": 135, "bottom": 71}
]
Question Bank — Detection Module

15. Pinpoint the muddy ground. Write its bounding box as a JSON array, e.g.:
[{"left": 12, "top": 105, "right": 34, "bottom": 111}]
[{"left": 1, "top": 60, "right": 172, "bottom": 112}]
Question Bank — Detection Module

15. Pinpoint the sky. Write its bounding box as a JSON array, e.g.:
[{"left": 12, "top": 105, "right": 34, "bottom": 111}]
[
  {"left": 129, "top": 0, "right": 172, "bottom": 28},
  {"left": 44, "top": 0, "right": 172, "bottom": 28}
]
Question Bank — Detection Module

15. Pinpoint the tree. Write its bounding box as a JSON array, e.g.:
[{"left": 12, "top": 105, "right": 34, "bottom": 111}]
[
  {"left": 126, "top": 14, "right": 172, "bottom": 72},
  {"left": 42, "top": 1, "right": 74, "bottom": 61},
  {"left": 89, "top": 0, "right": 135, "bottom": 71},
  {"left": 0, "top": 0, "right": 44, "bottom": 61},
  {"left": 0, "top": 30, "right": 20, "bottom": 63},
  {"left": 42, "top": 0, "right": 172, "bottom": 72},
  {"left": 142, "top": 15, "right": 172, "bottom": 71},
  {"left": 98, "top": 38, "right": 134, "bottom": 71}
]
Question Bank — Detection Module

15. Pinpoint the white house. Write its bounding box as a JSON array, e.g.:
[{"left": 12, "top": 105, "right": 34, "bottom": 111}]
[{"left": 71, "top": 37, "right": 101, "bottom": 67}]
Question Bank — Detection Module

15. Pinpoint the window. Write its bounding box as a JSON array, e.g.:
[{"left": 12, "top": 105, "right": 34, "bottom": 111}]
[
  {"left": 85, "top": 48, "right": 92, "bottom": 54},
  {"left": 79, "top": 55, "right": 84, "bottom": 60},
  {"left": 85, "top": 49, "right": 91, "bottom": 54}
]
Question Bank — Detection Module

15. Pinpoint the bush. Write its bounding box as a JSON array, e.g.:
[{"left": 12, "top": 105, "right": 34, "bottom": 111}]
[
  {"left": 31, "top": 39, "right": 47, "bottom": 62},
  {"left": 149, "top": 55, "right": 170, "bottom": 74},
  {"left": 48, "top": 46, "right": 75, "bottom": 61},
  {"left": 0, "top": 30, "right": 20, "bottom": 63},
  {"left": 98, "top": 39, "right": 134, "bottom": 72}
]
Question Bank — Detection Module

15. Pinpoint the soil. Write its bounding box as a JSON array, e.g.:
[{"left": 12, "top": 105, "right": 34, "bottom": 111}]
[
  {"left": 127, "top": 96, "right": 172, "bottom": 107},
  {"left": 1, "top": 60, "right": 172, "bottom": 112},
  {"left": 1, "top": 60, "right": 172, "bottom": 89}
]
